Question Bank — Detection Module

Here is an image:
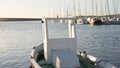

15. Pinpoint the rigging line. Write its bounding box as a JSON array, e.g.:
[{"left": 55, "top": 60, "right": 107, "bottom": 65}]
[
  {"left": 115, "top": 0, "right": 117, "bottom": 15},
  {"left": 116, "top": 0, "right": 119, "bottom": 15},
  {"left": 77, "top": 0, "right": 81, "bottom": 16},
  {"left": 67, "top": 0, "right": 70, "bottom": 17},
  {"left": 78, "top": 0, "right": 81, "bottom": 15},
  {"left": 64, "top": 0, "right": 66, "bottom": 17},
  {"left": 115, "top": 0, "right": 116, "bottom": 15},
  {"left": 92, "top": 0, "right": 94, "bottom": 15},
  {"left": 76, "top": 0, "right": 78, "bottom": 16},
  {"left": 100, "top": 0, "right": 103, "bottom": 16},
  {"left": 118, "top": 0, "right": 119, "bottom": 14},
  {"left": 59, "top": 1, "right": 61, "bottom": 17},
  {"left": 56, "top": 0, "right": 59, "bottom": 17},
  {"left": 48, "top": 0, "right": 51, "bottom": 17},
  {"left": 106, "top": 0, "right": 110, "bottom": 16},
  {"left": 52, "top": 0, "right": 55, "bottom": 17},
  {"left": 88, "top": 0, "right": 91, "bottom": 15},
  {"left": 113, "top": 0, "right": 116, "bottom": 17},
  {"left": 115, "top": 0, "right": 117, "bottom": 17},
  {"left": 105, "top": 0, "right": 107, "bottom": 16},
  {"left": 95, "top": 0, "right": 98, "bottom": 17},
  {"left": 53, "top": 1, "right": 56, "bottom": 17},
  {"left": 85, "top": 0, "right": 87, "bottom": 16},
  {"left": 73, "top": 0, "right": 76, "bottom": 16},
  {"left": 48, "top": 0, "right": 49, "bottom": 17}
]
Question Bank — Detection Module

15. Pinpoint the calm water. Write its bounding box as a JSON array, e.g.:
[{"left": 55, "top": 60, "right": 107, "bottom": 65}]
[{"left": 0, "top": 21, "right": 120, "bottom": 68}]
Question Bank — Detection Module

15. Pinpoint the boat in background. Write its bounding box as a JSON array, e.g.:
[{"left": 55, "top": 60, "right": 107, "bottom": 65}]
[
  {"left": 101, "top": 17, "right": 120, "bottom": 25},
  {"left": 77, "top": 18, "right": 88, "bottom": 24},
  {"left": 30, "top": 17, "right": 117, "bottom": 68},
  {"left": 87, "top": 17, "right": 102, "bottom": 25}
]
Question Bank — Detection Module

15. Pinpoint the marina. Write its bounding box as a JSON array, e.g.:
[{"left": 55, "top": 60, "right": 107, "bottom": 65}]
[
  {"left": 0, "top": 0, "right": 120, "bottom": 68},
  {"left": 0, "top": 21, "right": 120, "bottom": 68}
]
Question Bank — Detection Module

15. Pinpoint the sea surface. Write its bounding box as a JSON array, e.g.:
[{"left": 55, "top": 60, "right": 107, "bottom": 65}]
[{"left": 0, "top": 21, "right": 120, "bottom": 68}]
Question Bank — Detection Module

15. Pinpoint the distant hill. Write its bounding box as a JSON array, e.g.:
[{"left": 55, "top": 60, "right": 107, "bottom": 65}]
[{"left": 0, "top": 18, "right": 41, "bottom": 21}]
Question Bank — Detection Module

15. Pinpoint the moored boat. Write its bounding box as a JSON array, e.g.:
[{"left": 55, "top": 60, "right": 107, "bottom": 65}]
[
  {"left": 88, "top": 18, "right": 102, "bottom": 25},
  {"left": 30, "top": 17, "right": 117, "bottom": 68}
]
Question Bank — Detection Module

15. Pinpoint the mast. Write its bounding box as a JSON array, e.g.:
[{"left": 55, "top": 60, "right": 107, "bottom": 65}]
[
  {"left": 52, "top": 0, "right": 57, "bottom": 17},
  {"left": 85, "top": 0, "right": 87, "bottom": 16},
  {"left": 59, "top": 1, "right": 61, "bottom": 17},
  {"left": 48, "top": 0, "right": 50, "bottom": 17},
  {"left": 100, "top": 0, "right": 103, "bottom": 16},
  {"left": 106, "top": 0, "right": 110, "bottom": 17},
  {"left": 53, "top": 0, "right": 56, "bottom": 17},
  {"left": 95, "top": 0, "right": 98, "bottom": 18},
  {"left": 92, "top": 0, "right": 94, "bottom": 15},
  {"left": 105, "top": 0, "right": 107, "bottom": 18},
  {"left": 115, "top": 0, "right": 119, "bottom": 17},
  {"left": 116, "top": 0, "right": 119, "bottom": 15},
  {"left": 66, "top": 0, "right": 70, "bottom": 17},
  {"left": 77, "top": 0, "right": 81, "bottom": 16},
  {"left": 64, "top": 0, "right": 66, "bottom": 17},
  {"left": 113, "top": 0, "right": 116, "bottom": 17},
  {"left": 73, "top": 0, "right": 76, "bottom": 17},
  {"left": 67, "top": 0, "right": 70, "bottom": 17}
]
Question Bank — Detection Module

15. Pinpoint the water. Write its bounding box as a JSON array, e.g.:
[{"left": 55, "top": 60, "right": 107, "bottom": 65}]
[{"left": 0, "top": 21, "right": 120, "bottom": 68}]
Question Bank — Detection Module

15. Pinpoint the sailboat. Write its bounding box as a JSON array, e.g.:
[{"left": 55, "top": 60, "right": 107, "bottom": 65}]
[
  {"left": 101, "top": 0, "right": 120, "bottom": 25},
  {"left": 88, "top": 0, "right": 102, "bottom": 25},
  {"left": 30, "top": 17, "right": 117, "bottom": 68}
]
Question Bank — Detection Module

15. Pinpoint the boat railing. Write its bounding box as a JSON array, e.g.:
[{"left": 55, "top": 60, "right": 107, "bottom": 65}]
[
  {"left": 30, "top": 43, "right": 43, "bottom": 68},
  {"left": 31, "top": 43, "right": 43, "bottom": 59},
  {"left": 30, "top": 59, "right": 41, "bottom": 68}
]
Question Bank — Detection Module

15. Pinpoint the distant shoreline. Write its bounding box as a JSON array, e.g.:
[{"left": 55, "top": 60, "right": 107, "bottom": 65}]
[{"left": 0, "top": 18, "right": 41, "bottom": 21}]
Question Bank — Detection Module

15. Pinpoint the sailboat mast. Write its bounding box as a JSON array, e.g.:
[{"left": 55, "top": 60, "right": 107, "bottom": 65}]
[
  {"left": 115, "top": 0, "right": 119, "bottom": 17},
  {"left": 73, "top": 0, "right": 76, "bottom": 16},
  {"left": 113, "top": 0, "right": 116, "bottom": 17},
  {"left": 104, "top": 0, "right": 107, "bottom": 16},
  {"left": 100, "top": 0, "right": 103, "bottom": 16},
  {"left": 67, "top": 0, "right": 70, "bottom": 17},
  {"left": 92, "top": 0, "right": 94, "bottom": 15},
  {"left": 116, "top": 0, "right": 119, "bottom": 15},
  {"left": 95, "top": 0, "right": 98, "bottom": 17},
  {"left": 77, "top": 0, "right": 81, "bottom": 16},
  {"left": 85, "top": 0, "right": 87, "bottom": 16},
  {"left": 64, "top": 0, "right": 67, "bottom": 17},
  {"left": 53, "top": 0, "right": 55, "bottom": 17},
  {"left": 48, "top": 0, "right": 50, "bottom": 17},
  {"left": 59, "top": 1, "right": 61, "bottom": 17},
  {"left": 106, "top": 0, "right": 110, "bottom": 17}
]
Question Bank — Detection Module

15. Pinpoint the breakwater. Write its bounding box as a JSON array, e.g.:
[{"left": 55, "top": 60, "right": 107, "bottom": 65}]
[{"left": 0, "top": 18, "right": 41, "bottom": 21}]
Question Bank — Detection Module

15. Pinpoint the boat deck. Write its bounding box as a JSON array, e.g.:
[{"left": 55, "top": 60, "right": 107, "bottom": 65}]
[
  {"left": 36, "top": 49, "right": 55, "bottom": 68},
  {"left": 36, "top": 49, "right": 95, "bottom": 68}
]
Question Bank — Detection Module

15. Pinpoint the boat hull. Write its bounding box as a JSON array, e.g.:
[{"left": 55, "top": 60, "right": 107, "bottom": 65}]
[{"left": 30, "top": 44, "right": 117, "bottom": 68}]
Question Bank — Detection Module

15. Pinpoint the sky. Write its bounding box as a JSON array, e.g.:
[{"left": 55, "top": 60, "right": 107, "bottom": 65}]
[
  {"left": 0, "top": 0, "right": 49, "bottom": 18},
  {"left": 0, "top": 0, "right": 119, "bottom": 18}
]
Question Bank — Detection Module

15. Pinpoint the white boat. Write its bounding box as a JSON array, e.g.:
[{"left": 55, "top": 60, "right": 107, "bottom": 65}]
[
  {"left": 77, "top": 18, "right": 88, "bottom": 24},
  {"left": 30, "top": 17, "right": 117, "bottom": 68}
]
